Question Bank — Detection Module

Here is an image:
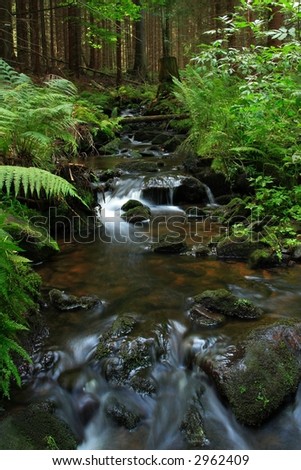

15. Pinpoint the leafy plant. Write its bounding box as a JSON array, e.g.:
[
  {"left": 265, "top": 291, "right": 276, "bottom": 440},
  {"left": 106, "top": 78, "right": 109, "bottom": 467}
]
[
  {"left": 0, "top": 60, "right": 119, "bottom": 169},
  {"left": 0, "top": 218, "right": 41, "bottom": 397},
  {"left": 0, "top": 165, "right": 86, "bottom": 204}
]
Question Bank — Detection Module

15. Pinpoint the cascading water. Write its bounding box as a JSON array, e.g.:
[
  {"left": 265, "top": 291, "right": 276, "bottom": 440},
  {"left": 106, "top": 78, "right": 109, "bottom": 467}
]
[{"left": 11, "top": 124, "right": 301, "bottom": 451}]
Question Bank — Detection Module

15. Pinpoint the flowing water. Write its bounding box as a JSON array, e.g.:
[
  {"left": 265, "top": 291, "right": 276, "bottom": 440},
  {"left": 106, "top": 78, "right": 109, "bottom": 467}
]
[{"left": 15, "top": 131, "right": 301, "bottom": 450}]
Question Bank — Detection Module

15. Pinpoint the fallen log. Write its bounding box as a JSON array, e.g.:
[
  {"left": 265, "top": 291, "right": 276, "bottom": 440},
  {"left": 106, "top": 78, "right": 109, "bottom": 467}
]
[{"left": 120, "top": 113, "right": 189, "bottom": 124}]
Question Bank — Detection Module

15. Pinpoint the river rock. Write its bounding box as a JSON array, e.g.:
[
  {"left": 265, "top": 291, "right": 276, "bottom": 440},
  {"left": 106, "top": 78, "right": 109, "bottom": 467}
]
[
  {"left": 121, "top": 198, "right": 152, "bottom": 223},
  {"left": 180, "top": 402, "right": 207, "bottom": 448},
  {"left": 141, "top": 174, "right": 207, "bottom": 205},
  {"left": 49, "top": 289, "right": 101, "bottom": 311},
  {"left": 248, "top": 248, "right": 280, "bottom": 269},
  {"left": 192, "top": 289, "right": 263, "bottom": 320},
  {"left": 105, "top": 397, "right": 144, "bottom": 430},
  {"left": 94, "top": 314, "right": 156, "bottom": 391},
  {"left": 216, "top": 237, "right": 264, "bottom": 260},
  {"left": 189, "top": 304, "right": 226, "bottom": 328},
  {"left": 206, "top": 322, "right": 301, "bottom": 426}
]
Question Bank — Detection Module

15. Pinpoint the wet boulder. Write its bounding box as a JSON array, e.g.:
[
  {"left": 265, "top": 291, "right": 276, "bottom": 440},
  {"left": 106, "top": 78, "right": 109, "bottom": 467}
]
[
  {"left": 141, "top": 174, "right": 208, "bottom": 205},
  {"left": 191, "top": 289, "right": 263, "bottom": 320},
  {"left": 49, "top": 289, "right": 102, "bottom": 311},
  {"left": 180, "top": 402, "right": 207, "bottom": 448},
  {"left": 208, "top": 322, "right": 301, "bottom": 426},
  {"left": 216, "top": 236, "right": 264, "bottom": 260},
  {"left": 94, "top": 314, "right": 157, "bottom": 392},
  {"left": 105, "top": 397, "right": 144, "bottom": 430},
  {"left": 121, "top": 202, "right": 151, "bottom": 223},
  {"left": 248, "top": 248, "right": 280, "bottom": 269}
]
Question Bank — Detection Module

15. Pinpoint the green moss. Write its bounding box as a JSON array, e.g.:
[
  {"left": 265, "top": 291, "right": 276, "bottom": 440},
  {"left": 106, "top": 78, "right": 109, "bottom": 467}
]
[
  {"left": 0, "top": 403, "right": 77, "bottom": 449},
  {"left": 248, "top": 248, "right": 278, "bottom": 269},
  {"left": 121, "top": 199, "right": 144, "bottom": 211},
  {"left": 223, "top": 335, "right": 300, "bottom": 426},
  {"left": 4, "top": 217, "right": 59, "bottom": 261},
  {"left": 193, "top": 289, "right": 263, "bottom": 319},
  {"left": 121, "top": 206, "right": 151, "bottom": 223}
]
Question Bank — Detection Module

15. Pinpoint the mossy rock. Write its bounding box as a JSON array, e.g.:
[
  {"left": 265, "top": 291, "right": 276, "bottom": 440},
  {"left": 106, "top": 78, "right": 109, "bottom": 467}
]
[
  {"left": 221, "top": 323, "right": 301, "bottom": 426},
  {"left": 4, "top": 216, "right": 59, "bottom": 262},
  {"left": 216, "top": 236, "right": 264, "bottom": 260},
  {"left": 95, "top": 314, "right": 138, "bottom": 361},
  {"left": 121, "top": 199, "right": 144, "bottom": 211},
  {"left": 192, "top": 289, "right": 263, "bottom": 320},
  {"left": 248, "top": 248, "right": 280, "bottom": 269},
  {"left": 49, "top": 289, "right": 101, "bottom": 311},
  {"left": 121, "top": 205, "right": 151, "bottom": 223},
  {"left": 180, "top": 403, "right": 207, "bottom": 448},
  {"left": 105, "top": 397, "right": 143, "bottom": 430},
  {"left": 0, "top": 402, "right": 77, "bottom": 449}
]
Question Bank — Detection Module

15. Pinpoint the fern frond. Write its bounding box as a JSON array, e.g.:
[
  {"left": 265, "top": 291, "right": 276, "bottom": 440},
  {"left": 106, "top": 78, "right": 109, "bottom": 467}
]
[
  {"left": 0, "top": 59, "right": 31, "bottom": 88},
  {"left": 45, "top": 78, "right": 78, "bottom": 96},
  {"left": 0, "top": 166, "right": 86, "bottom": 205}
]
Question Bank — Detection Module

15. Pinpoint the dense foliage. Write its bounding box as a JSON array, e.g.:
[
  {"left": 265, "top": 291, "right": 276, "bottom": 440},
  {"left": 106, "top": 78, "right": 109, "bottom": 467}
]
[{"left": 174, "top": 40, "right": 301, "bottom": 253}]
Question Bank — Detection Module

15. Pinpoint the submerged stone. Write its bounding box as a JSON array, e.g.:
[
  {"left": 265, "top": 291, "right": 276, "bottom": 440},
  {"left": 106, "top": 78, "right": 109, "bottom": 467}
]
[{"left": 49, "top": 289, "right": 101, "bottom": 311}]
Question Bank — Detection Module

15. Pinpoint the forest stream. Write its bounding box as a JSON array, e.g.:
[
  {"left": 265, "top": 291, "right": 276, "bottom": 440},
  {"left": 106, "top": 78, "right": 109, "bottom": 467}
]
[{"left": 10, "top": 120, "right": 301, "bottom": 451}]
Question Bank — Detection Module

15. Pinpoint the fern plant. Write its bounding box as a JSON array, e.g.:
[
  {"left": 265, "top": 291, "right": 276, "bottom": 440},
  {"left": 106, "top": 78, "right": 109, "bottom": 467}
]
[
  {"left": 0, "top": 60, "right": 111, "bottom": 169},
  {"left": 0, "top": 216, "right": 41, "bottom": 397},
  {"left": 0, "top": 165, "right": 86, "bottom": 204}
]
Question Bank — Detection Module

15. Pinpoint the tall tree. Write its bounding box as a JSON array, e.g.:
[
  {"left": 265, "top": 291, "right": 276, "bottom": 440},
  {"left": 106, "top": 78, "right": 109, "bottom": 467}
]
[
  {"left": 68, "top": 3, "right": 81, "bottom": 76},
  {"left": 132, "top": 0, "right": 148, "bottom": 80},
  {"left": 16, "top": 0, "right": 30, "bottom": 69},
  {"left": 29, "top": 0, "right": 41, "bottom": 74},
  {"left": 0, "top": 0, "right": 14, "bottom": 63}
]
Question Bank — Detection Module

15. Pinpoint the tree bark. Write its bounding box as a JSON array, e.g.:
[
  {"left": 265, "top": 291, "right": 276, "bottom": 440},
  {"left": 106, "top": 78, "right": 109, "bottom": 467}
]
[
  {"left": 39, "top": 0, "right": 48, "bottom": 71},
  {"left": 16, "top": 0, "right": 29, "bottom": 69},
  {"left": 157, "top": 56, "right": 180, "bottom": 97},
  {"left": 116, "top": 19, "right": 122, "bottom": 86},
  {"left": 29, "top": 0, "right": 41, "bottom": 74},
  {"left": 0, "top": 0, "right": 14, "bottom": 64},
  {"left": 132, "top": 0, "right": 147, "bottom": 80},
  {"left": 68, "top": 4, "right": 81, "bottom": 76}
]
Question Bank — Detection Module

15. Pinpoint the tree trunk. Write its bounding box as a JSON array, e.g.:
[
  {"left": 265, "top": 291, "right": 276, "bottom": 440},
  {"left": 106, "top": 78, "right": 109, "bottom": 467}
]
[
  {"left": 0, "top": 0, "right": 14, "bottom": 64},
  {"left": 116, "top": 19, "right": 122, "bottom": 86},
  {"left": 267, "top": 4, "right": 284, "bottom": 46},
  {"left": 161, "top": 6, "right": 171, "bottom": 57},
  {"left": 68, "top": 4, "right": 81, "bottom": 76},
  {"left": 39, "top": 0, "right": 48, "bottom": 71},
  {"left": 132, "top": 1, "right": 147, "bottom": 80},
  {"left": 16, "top": 0, "right": 30, "bottom": 69},
  {"left": 157, "top": 56, "right": 180, "bottom": 97},
  {"left": 29, "top": 0, "right": 41, "bottom": 74}
]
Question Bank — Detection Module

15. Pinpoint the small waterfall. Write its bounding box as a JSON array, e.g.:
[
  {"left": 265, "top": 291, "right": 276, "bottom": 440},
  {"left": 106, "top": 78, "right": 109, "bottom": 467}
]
[{"left": 204, "top": 184, "right": 217, "bottom": 206}]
